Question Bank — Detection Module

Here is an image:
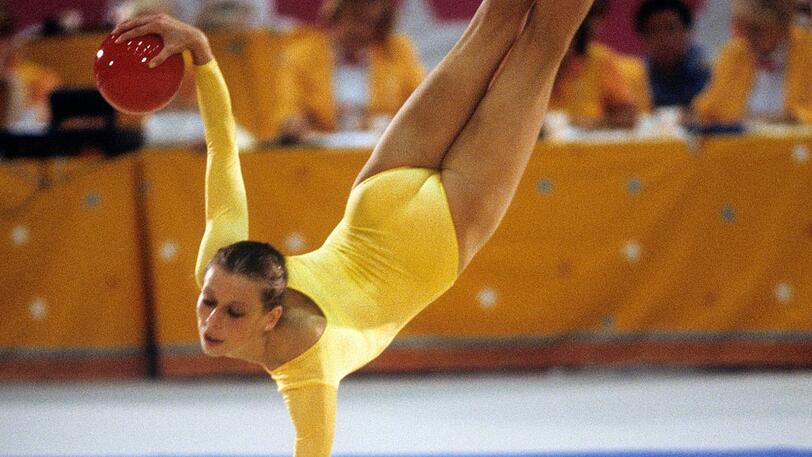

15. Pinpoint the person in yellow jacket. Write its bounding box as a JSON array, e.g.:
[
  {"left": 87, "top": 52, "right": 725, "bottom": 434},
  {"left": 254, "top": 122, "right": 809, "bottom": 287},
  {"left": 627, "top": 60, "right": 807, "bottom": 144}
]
[
  {"left": 549, "top": 1, "right": 643, "bottom": 130},
  {"left": 113, "top": 1, "right": 595, "bottom": 455},
  {"left": 693, "top": 0, "right": 812, "bottom": 125},
  {"left": 276, "top": 0, "right": 425, "bottom": 141}
]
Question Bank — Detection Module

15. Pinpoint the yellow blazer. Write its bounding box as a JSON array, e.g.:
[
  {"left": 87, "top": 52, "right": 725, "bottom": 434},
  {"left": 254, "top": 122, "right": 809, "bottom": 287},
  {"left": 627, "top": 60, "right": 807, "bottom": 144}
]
[
  {"left": 693, "top": 27, "right": 812, "bottom": 123},
  {"left": 594, "top": 43, "right": 652, "bottom": 113},
  {"left": 550, "top": 43, "right": 643, "bottom": 123},
  {"left": 277, "top": 28, "right": 425, "bottom": 132}
]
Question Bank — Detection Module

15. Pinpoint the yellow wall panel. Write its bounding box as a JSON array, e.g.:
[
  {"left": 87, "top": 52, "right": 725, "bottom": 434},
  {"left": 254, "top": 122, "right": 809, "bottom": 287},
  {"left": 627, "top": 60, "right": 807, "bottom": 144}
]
[
  {"left": 0, "top": 160, "right": 41, "bottom": 212},
  {"left": 140, "top": 150, "right": 206, "bottom": 346},
  {"left": 0, "top": 156, "right": 147, "bottom": 350}
]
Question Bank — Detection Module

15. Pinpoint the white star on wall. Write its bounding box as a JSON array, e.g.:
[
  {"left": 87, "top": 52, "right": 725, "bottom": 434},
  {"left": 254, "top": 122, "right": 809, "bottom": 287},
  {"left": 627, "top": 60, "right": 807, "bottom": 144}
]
[
  {"left": 160, "top": 241, "right": 178, "bottom": 262},
  {"left": 285, "top": 232, "right": 306, "bottom": 253},
  {"left": 30, "top": 298, "right": 47, "bottom": 321},
  {"left": 621, "top": 241, "right": 642, "bottom": 263},
  {"left": 476, "top": 287, "right": 498, "bottom": 310},
  {"left": 774, "top": 282, "right": 794, "bottom": 304},
  {"left": 792, "top": 145, "right": 809, "bottom": 164},
  {"left": 11, "top": 225, "right": 30, "bottom": 246}
]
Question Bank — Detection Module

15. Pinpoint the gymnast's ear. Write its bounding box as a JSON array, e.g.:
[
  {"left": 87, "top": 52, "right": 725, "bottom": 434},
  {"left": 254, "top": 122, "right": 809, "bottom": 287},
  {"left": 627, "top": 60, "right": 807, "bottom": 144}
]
[{"left": 263, "top": 305, "right": 283, "bottom": 332}]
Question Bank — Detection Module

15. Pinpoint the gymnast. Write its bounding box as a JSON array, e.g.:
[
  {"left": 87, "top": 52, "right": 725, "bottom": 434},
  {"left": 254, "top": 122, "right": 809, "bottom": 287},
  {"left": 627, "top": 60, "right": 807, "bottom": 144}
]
[{"left": 113, "top": 1, "right": 594, "bottom": 455}]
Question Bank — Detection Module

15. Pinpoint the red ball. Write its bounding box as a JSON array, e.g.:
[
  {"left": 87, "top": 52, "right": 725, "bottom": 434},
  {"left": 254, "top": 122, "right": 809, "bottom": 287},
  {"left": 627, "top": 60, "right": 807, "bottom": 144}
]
[{"left": 94, "top": 33, "right": 184, "bottom": 115}]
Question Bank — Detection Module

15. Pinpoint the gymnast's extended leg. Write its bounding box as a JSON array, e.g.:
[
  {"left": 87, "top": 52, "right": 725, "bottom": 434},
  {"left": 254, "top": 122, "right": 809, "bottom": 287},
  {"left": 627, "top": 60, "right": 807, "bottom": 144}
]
[{"left": 440, "top": 1, "right": 594, "bottom": 271}]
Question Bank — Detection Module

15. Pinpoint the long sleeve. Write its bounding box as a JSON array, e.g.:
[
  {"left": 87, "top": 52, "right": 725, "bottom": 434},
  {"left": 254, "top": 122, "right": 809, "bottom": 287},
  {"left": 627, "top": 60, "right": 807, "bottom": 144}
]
[
  {"left": 194, "top": 59, "right": 249, "bottom": 287},
  {"left": 280, "top": 383, "right": 338, "bottom": 457}
]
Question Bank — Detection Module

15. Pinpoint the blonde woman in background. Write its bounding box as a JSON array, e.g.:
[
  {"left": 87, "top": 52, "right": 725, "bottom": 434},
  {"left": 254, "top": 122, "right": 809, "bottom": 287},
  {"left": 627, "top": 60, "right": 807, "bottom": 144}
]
[
  {"left": 548, "top": 0, "right": 644, "bottom": 131},
  {"left": 693, "top": 0, "right": 812, "bottom": 125},
  {"left": 276, "top": 0, "right": 425, "bottom": 142}
]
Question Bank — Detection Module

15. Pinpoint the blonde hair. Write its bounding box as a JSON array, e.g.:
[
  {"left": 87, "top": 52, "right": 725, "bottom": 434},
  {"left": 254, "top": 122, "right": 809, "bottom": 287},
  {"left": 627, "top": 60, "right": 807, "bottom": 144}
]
[
  {"left": 0, "top": 0, "right": 12, "bottom": 37},
  {"left": 731, "top": 0, "right": 796, "bottom": 26}
]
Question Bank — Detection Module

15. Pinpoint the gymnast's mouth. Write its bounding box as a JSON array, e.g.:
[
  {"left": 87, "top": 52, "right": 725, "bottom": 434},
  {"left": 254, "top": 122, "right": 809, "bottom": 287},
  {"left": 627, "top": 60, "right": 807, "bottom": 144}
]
[{"left": 204, "top": 333, "right": 224, "bottom": 344}]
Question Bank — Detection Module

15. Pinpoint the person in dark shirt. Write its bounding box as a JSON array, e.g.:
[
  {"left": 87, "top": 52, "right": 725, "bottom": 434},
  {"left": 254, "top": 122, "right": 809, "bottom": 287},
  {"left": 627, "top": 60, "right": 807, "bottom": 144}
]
[{"left": 635, "top": 0, "right": 710, "bottom": 107}]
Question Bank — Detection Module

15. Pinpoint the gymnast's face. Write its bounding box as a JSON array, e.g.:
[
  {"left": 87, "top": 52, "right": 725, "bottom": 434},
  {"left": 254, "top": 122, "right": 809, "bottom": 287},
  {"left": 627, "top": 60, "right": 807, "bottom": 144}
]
[{"left": 196, "top": 266, "right": 272, "bottom": 358}]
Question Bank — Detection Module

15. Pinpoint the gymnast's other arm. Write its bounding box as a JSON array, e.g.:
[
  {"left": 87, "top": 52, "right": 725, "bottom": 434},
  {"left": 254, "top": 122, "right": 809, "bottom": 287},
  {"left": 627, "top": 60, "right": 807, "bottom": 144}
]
[
  {"left": 279, "top": 383, "right": 338, "bottom": 457},
  {"left": 113, "top": 15, "right": 248, "bottom": 287}
]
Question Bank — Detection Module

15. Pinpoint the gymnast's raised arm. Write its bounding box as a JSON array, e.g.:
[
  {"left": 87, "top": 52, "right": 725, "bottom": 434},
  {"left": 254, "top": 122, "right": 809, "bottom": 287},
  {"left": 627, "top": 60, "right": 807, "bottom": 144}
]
[{"left": 113, "top": 15, "right": 249, "bottom": 287}]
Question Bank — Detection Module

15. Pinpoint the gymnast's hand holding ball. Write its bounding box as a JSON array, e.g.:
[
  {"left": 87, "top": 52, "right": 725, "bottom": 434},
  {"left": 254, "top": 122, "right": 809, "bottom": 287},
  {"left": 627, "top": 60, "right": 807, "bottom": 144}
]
[{"left": 95, "top": 14, "right": 212, "bottom": 114}]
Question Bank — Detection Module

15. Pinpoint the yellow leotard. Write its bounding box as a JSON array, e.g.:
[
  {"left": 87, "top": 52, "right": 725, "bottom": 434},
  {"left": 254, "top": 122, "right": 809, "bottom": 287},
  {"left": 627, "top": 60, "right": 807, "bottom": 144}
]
[{"left": 194, "top": 60, "right": 459, "bottom": 457}]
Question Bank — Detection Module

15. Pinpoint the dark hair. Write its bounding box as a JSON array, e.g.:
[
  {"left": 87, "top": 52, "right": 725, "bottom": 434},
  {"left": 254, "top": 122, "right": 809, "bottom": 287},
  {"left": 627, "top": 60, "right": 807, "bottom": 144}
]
[
  {"left": 571, "top": 0, "right": 609, "bottom": 56},
  {"left": 635, "top": 0, "right": 693, "bottom": 35},
  {"left": 572, "top": 22, "right": 590, "bottom": 55},
  {"left": 320, "top": 0, "right": 396, "bottom": 43},
  {"left": 0, "top": 1, "right": 13, "bottom": 38},
  {"left": 209, "top": 240, "right": 287, "bottom": 311},
  {"left": 588, "top": 0, "right": 611, "bottom": 20}
]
